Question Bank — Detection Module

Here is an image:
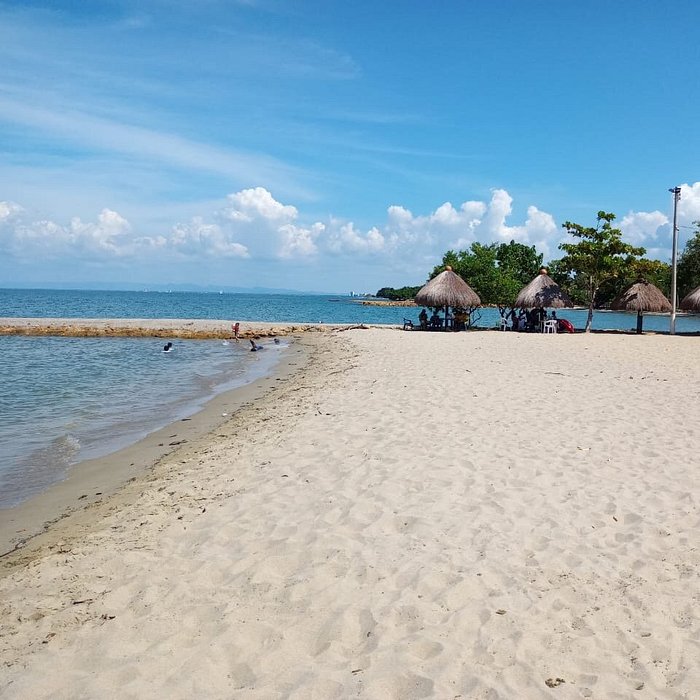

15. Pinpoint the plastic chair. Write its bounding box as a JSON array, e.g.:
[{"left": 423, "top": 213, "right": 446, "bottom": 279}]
[
  {"left": 499, "top": 318, "right": 509, "bottom": 331},
  {"left": 543, "top": 319, "right": 557, "bottom": 334}
]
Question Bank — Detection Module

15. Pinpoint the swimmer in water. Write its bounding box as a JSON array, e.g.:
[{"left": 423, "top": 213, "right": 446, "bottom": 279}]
[
  {"left": 273, "top": 337, "right": 280, "bottom": 344},
  {"left": 163, "top": 342, "right": 173, "bottom": 352},
  {"left": 249, "top": 339, "right": 264, "bottom": 352}
]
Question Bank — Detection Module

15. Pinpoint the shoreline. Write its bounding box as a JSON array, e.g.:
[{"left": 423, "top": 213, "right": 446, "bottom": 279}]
[{"left": 0, "top": 326, "right": 316, "bottom": 558}]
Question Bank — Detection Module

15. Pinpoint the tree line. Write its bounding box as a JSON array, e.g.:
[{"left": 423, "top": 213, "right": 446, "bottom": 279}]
[{"left": 378, "top": 211, "right": 700, "bottom": 330}]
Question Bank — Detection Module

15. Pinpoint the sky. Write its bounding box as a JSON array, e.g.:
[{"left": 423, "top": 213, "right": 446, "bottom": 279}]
[{"left": 1, "top": 0, "right": 699, "bottom": 294}]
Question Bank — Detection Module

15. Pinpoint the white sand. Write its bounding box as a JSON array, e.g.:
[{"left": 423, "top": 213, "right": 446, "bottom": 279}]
[{"left": 1, "top": 328, "right": 698, "bottom": 699}]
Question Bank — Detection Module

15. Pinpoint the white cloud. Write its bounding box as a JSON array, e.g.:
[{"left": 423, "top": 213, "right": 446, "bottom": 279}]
[
  {"left": 1, "top": 205, "right": 134, "bottom": 259},
  {"left": 170, "top": 218, "right": 249, "bottom": 258},
  {"left": 4, "top": 183, "right": 699, "bottom": 289},
  {"left": 679, "top": 182, "right": 700, "bottom": 222},
  {"left": 222, "top": 187, "right": 298, "bottom": 223},
  {"left": 620, "top": 210, "right": 668, "bottom": 245},
  {"left": 278, "top": 222, "right": 324, "bottom": 258},
  {"left": 326, "top": 222, "right": 385, "bottom": 254},
  {"left": 0, "top": 201, "right": 23, "bottom": 221}
]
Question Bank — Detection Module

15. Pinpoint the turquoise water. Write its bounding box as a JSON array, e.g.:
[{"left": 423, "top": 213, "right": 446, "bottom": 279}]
[
  {"left": 2, "top": 287, "right": 700, "bottom": 332},
  {"left": 1, "top": 288, "right": 699, "bottom": 509}
]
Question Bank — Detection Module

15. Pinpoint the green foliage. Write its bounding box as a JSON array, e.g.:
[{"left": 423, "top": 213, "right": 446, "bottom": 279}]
[
  {"left": 495, "top": 241, "right": 543, "bottom": 284},
  {"left": 375, "top": 285, "right": 421, "bottom": 300},
  {"left": 558, "top": 211, "right": 646, "bottom": 331},
  {"left": 678, "top": 223, "right": 700, "bottom": 298},
  {"left": 431, "top": 240, "right": 542, "bottom": 306}
]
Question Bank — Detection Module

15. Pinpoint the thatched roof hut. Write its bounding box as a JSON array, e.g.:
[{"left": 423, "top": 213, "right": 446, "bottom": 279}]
[
  {"left": 514, "top": 268, "right": 573, "bottom": 309},
  {"left": 414, "top": 266, "right": 481, "bottom": 309},
  {"left": 680, "top": 284, "right": 700, "bottom": 312},
  {"left": 611, "top": 280, "right": 671, "bottom": 334}
]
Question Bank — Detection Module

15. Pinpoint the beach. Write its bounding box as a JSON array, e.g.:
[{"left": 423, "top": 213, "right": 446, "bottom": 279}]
[{"left": 1, "top": 326, "right": 698, "bottom": 699}]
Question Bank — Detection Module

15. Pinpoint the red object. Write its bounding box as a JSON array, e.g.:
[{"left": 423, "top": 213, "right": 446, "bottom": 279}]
[{"left": 557, "top": 319, "right": 575, "bottom": 333}]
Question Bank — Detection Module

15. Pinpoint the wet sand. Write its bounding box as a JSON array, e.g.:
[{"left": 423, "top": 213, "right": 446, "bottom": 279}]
[{"left": 0, "top": 323, "right": 315, "bottom": 556}]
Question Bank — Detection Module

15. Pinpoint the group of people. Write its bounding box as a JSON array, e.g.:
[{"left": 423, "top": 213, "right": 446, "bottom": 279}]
[
  {"left": 417, "top": 308, "right": 469, "bottom": 331},
  {"left": 509, "top": 307, "right": 556, "bottom": 332}
]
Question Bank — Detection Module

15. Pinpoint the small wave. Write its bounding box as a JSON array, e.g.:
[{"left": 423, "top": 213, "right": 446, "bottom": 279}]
[{"left": 0, "top": 433, "right": 82, "bottom": 508}]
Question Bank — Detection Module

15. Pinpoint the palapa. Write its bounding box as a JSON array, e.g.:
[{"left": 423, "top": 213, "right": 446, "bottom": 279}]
[
  {"left": 680, "top": 284, "right": 700, "bottom": 312},
  {"left": 514, "top": 268, "right": 573, "bottom": 309},
  {"left": 414, "top": 267, "right": 481, "bottom": 309},
  {"left": 611, "top": 280, "right": 671, "bottom": 334}
]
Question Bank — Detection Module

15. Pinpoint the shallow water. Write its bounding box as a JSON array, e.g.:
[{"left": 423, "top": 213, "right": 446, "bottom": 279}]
[{"left": 0, "top": 334, "right": 287, "bottom": 508}]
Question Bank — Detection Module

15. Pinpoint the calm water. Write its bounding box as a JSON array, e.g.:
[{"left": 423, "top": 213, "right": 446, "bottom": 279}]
[
  {"left": 2, "top": 287, "right": 700, "bottom": 333},
  {"left": 1, "top": 288, "right": 699, "bottom": 508},
  {"left": 0, "top": 332, "right": 286, "bottom": 508}
]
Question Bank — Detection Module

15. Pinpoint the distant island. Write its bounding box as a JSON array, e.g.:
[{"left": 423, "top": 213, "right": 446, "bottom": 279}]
[{"left": 375, "top": 285, "right": 421, "bottom": 301}]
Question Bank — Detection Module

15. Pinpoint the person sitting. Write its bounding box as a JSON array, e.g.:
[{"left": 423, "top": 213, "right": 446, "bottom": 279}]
[
  {"left": 429, "top": 310, "right": 441, "bottom": 329},
  {"left": 250, "top": 339, "right": 264, "bottom": 351},
  {"left": 418, "top": 308, "right": 428, "bottom": 330}
]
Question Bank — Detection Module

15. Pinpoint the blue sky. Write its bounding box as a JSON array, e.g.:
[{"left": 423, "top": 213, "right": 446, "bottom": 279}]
[{"left": 1, "top": 0, "right": 699, "bottom": 293}]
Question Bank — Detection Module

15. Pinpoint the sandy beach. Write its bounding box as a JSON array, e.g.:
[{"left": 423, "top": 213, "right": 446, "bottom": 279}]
[{"left": 1, "top": 327, "right": 698, "bottom": 699}]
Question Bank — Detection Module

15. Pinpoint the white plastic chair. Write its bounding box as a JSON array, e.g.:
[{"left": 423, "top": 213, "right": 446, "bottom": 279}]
[
  {"left": 543, "top": 319, "right": 557, "bottom": 334},
  {"left": 500, "top": 318, "right": 509, "bottom": 331}
]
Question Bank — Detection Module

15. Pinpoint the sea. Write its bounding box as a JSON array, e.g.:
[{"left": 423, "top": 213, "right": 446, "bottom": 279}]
[{"left": 2, "top": 287, "right": 699, "bottom": 509}]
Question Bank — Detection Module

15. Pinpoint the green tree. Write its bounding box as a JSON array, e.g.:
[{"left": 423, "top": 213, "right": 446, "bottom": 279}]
[
  {"left": 495, "top": 241, "right": 543, "bottom": 285},
  {"left": 546, "top": 258, "right": 588, "bottom": 306},
  {"left": 677, "top": 223, "right": 700, "bottom": 298},
  {"left": 431, "top": 244, "right": 502, "bottom": 302},
  {"left": 559, "top": 211, "right": 646, "bottom": 332},
  {"left": 376, "top": 285, "right": 421, "bottom": 301},
  {"left": 597, "top": 258, "right": 671, "bottom": 306},
  {"left": 432, "top": 241, "right": 543, "bottom": 307}
]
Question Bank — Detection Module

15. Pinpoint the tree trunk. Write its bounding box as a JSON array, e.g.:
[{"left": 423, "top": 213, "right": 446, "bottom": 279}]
[{"left": 584, "top": 281, "right": 596, "bottom": 333}]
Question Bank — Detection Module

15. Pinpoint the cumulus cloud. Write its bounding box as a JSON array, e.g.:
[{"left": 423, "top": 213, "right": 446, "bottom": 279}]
[
  {"left": 326, "top": 222, "right": 385, "bottom": 254},
  {"left": 679, "top": 182, "right": 700, "bottom": 222},
  {"left": 4, "top": 183, "right": 699, "bottom": 286},
  {"left": 221, "top": 186, "right": 298, "bottom": 224},
  {"left": 620, "top": 210, "right": 668, "bottom": 246},
  {"left": 0, "top": 188, "right": 562, "bottom": 267},
  {"left": 359, "top": 189, "right": 557, "bottom": 259},
  {"left": 170, "top": 218, "right": 249, "bottom": 258},
  {"left": 617, "top": 182, "right": 700, "bottom": 258},
  {"left": 0, "top": 206, "right": 133, "bottom": 259}
]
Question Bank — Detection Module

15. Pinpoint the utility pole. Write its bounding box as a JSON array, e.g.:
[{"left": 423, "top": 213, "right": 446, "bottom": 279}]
[{"left": 669, "top": 186, "right": 682, "bottom": 335}]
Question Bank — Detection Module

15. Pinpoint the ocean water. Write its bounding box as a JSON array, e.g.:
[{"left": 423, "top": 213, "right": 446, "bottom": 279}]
[
  {"left": 2, "top": 288, "right": 699, "bottom": 509},
  {"left": 0, "top": 332, "right": 287, "bottom": 508},
  {"left": 2, "top": 287, "right": 700, "bottom": 333}
]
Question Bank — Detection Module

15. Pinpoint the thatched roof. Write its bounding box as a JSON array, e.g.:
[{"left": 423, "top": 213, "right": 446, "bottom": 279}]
[
  {"left": 514, "top": 268, "right": 573, "bottom": 309},
  {"left": 414, "top": 267, "right": 481, "bottom": 308},
  {"left": 611, "top": 281, "right": 671, "bottom": 313},
  {"left": 680, "top": 284, "right": 700, "bottom": 312}
]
